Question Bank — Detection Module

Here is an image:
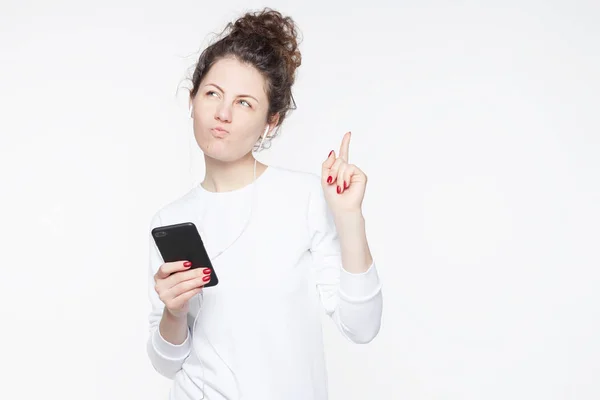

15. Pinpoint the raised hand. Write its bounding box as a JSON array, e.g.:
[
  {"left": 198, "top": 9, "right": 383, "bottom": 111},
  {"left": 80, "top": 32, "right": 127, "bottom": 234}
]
[{"left": 321, "top": 131, "right": 368, "bottom": 215}]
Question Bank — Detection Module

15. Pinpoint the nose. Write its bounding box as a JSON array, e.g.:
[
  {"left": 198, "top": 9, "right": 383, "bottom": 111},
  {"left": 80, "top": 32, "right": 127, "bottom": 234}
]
[{"left": 214, "top": 101, "right": 232, "bottom": 123}]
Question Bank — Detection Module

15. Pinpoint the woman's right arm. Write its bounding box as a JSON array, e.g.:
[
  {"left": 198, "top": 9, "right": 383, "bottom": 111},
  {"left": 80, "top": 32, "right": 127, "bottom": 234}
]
[{"left": 146, "top": 213, "right": 211, "bottom": 379}]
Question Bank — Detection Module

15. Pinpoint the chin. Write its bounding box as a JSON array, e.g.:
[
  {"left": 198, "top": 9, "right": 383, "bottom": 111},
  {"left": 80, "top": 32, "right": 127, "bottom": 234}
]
[{"left": 197, "top": 138, "right": 246, "bottom": 162}]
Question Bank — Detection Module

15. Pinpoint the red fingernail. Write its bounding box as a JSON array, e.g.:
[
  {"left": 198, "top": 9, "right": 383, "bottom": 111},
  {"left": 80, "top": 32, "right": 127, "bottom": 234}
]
[
  {"left": 328, "top": 150, "right": 333, "bottom": 157},
  {"left": 343, "top": 181, "right": 348, "bottom": 189},
  {"left": 183, "top": 261, "right": 192, "bottom": 268},
  {"left": 337, "top": 186, "right": 342, "bottom": 194},
  {"left": 203, "top": 268, "right": 211, "bottom": 274},
  {"left": 202, "top": 276, "right": 210, "bottom": 282},
  {"left": 327, "top": 176, "right": 332, "bottom": 184}
]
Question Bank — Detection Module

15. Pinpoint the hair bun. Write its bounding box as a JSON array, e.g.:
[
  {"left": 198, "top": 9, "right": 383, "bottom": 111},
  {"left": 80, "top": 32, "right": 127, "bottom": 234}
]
[{"left": 230, "top": 8, "right": 302, "bottom": 81}]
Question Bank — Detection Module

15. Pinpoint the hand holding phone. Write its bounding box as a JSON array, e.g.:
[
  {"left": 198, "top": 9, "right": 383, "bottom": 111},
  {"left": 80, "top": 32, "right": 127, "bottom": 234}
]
[
  {"left": 153, "top": 261, "right": 211, "bottom": 317},
  {"left": 152, "top": 222, "right": 219, "bottom": 286},
  {"left": 151, "top": 222, "right": 219, "bottom": 316}
]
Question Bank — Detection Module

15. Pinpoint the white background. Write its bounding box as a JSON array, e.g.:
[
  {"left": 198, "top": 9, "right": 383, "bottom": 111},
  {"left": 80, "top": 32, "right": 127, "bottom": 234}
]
[{"left": 1, "top": 0, "right": 599, "bottom": 399}]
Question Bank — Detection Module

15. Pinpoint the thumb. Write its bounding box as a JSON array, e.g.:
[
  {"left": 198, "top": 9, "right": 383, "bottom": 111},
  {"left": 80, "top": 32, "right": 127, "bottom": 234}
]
[{"left": 321, "top": 150, "right": 336, "bottom": 177}]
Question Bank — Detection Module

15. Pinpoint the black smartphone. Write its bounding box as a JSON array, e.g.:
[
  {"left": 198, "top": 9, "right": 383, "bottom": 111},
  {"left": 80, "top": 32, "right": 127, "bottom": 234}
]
[{"left": 151, "top": 222, "right": 219, "bottom": 287}]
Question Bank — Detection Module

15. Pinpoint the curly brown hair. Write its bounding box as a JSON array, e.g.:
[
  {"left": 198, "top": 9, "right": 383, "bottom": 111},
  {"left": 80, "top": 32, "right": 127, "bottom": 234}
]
[{"left": 187, "top": 8, "right": 302, "bottom": 143}]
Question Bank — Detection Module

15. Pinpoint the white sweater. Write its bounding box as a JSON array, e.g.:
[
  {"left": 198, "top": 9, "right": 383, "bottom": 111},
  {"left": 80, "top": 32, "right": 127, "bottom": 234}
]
[{"left": 146, "top": 165, "right": 383, "bottom": 400}]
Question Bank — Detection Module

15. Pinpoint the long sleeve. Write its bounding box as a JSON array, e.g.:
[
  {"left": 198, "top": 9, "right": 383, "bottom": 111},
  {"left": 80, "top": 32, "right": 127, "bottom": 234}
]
[
  {"left": 307, "top": 180, "right": 383, "bottom": 344},
  {"left": 146, "top": 212, "right": 192, "bottom": 379}
]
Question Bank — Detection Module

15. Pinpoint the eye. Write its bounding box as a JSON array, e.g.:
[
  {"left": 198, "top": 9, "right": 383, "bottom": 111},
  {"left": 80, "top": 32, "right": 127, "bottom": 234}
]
[
  {"left": 239, "top": 99, "right": 251, "bottom": 108},
  {"left": 206, "top": 90, "right": 218, "bottom": 97}
]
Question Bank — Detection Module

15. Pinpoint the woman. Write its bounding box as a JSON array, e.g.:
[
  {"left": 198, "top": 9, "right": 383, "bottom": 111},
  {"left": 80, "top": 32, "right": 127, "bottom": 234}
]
[{"left": 147, "top": 8, "right": 383, "bottom": 400}]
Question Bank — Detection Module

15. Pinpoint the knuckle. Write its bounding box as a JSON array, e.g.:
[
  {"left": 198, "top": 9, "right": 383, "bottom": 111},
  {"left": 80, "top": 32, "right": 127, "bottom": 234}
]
[
  {"left": 180, "top": 269, "right": 193, "bottom": 279},
  {"left": 173, "top": 271, "right": 185, "bottom": 282},
  {"left": 185, "top": 279, "right": 198, "bottom": 290},
  {"left": 183, "top": 280, "right": 194, "bottom": 290}
]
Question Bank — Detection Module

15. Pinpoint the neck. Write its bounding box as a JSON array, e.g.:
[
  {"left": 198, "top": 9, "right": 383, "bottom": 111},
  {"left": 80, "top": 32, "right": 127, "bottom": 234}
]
[{"left": 201, "top": 152, "right": 268, "bottom": 193}]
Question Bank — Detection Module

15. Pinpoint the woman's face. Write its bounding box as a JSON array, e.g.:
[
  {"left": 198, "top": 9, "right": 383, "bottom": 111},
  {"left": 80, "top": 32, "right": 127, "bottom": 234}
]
[{"left": 190, "top": 56, "right": 273, "bottom": 162}]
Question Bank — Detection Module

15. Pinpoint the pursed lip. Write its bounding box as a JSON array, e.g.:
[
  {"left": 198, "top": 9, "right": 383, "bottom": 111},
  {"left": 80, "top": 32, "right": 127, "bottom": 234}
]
[{"left": 211, "top": 126, "right": 229, "bottom": 138}]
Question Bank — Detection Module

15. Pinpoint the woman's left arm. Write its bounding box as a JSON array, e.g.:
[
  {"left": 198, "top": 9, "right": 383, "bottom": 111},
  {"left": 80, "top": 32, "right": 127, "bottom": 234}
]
[
  {"left": 309, "top": 131, "right": 383, "bottom": 343},
  {"left": 332, "top": 211, "right": 373, "bottom": 274},
  {"left": 322, "top": 131, "right": 374, "bottom": 275}
]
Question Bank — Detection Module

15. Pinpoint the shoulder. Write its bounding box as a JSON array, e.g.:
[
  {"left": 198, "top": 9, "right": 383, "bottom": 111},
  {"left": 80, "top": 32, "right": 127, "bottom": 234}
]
[
  {"left": 265, "top": 165, "right": 328, "bottom": 219},
  {"left": 266, "top": 165, "right": 322, "bottom": 193},
  {"left": 149, "top": 188, "right": 199, "bottom": 229}
]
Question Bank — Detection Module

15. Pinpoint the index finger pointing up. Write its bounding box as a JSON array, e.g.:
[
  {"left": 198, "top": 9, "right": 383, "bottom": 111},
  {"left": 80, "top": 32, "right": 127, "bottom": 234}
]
[{"left": 339, "top": 131, "right": 351, "bottom": 162}]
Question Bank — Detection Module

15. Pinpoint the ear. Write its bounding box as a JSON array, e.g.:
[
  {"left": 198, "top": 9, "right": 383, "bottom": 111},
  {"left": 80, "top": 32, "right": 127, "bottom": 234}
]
[{"left": 266, "top": 113, "right": 280, "bottom": 135}]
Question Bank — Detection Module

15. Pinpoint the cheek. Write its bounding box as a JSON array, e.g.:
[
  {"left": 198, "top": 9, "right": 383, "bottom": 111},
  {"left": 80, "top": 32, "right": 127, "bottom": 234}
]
[
  {"left": 192, "top": 110, "right": 215, "bottom": 138},
  {"left": 195, "top": 103, "right": 214, "bottom": 124}
]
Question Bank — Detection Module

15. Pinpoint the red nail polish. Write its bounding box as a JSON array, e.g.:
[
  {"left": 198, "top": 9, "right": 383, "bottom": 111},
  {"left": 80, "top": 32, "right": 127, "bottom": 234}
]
[
  {"left": 337, "top": 186, "right": 342, "bottom": 194},
  {"left": 343, "top": 181, "right": 348, "bottom": 189},
  {"left": 203, "top": 268, "right": 211, "bottom": 274},
  {"left": 327, "top": 176, "right": 332, "bottom": 184},
  {"left": 202, "top": 276, "right": 211, "bottom": 282},
  {"left": 183, "top": 261, "right": 192, "bottom": 268},
  {"left": 328, "top": 150, "right": 334, "bottom": 157}
]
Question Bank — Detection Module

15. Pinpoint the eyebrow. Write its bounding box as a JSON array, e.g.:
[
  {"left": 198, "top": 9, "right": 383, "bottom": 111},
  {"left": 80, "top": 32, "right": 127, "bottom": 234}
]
[{"left": 205, "top": 83, "right": 259, "bottom": 103}]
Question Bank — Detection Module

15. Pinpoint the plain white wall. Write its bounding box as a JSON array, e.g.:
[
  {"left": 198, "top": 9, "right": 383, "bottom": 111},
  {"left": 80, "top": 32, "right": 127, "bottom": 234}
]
[{"left": 1, "top": 0, "right": 599, "bottom": 399}]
